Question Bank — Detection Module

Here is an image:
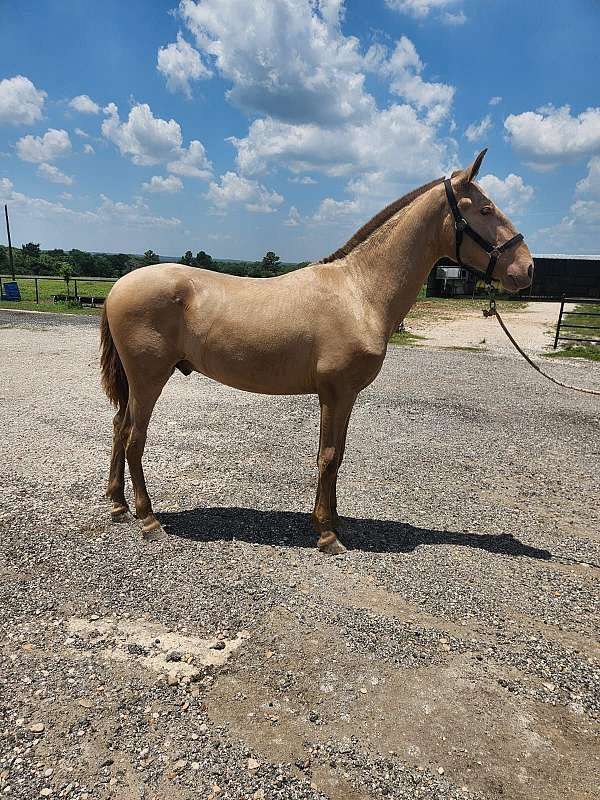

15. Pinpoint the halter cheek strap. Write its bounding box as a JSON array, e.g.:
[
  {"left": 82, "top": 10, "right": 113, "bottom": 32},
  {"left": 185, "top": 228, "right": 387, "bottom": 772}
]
[{"left": 444, "top": 178, "right": 524, "bottom": 284}]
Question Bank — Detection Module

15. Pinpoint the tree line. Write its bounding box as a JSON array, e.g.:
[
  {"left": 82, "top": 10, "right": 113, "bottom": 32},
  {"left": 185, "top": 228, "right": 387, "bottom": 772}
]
[{"left": 0, "top": 243, "right": 309, "bottom": 280}]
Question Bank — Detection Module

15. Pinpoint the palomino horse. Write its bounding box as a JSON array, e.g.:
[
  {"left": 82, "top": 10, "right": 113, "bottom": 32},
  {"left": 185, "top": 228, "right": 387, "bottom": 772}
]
[{"left": 101, "top": 149, "right": 532, "bottom": 554}]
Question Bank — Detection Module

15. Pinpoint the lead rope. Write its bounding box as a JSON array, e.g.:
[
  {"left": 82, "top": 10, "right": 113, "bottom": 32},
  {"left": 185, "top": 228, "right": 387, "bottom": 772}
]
[{"left": 483, "top": 291, "right": 600, "bottom": 396}]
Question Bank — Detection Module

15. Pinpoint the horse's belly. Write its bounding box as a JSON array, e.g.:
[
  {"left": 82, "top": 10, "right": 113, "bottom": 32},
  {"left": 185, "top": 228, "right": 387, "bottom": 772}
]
[{"left": 190, "top": 335, "right": 316, "bottom": 395}]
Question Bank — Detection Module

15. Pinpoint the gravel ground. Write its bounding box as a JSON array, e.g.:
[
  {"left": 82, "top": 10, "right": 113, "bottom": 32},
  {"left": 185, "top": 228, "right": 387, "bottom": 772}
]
[
  {"left": 409, "top": 301, "right": 560, "bottom": 355},
  {"left": 0, "top": 309, "right": 599, "bottom": 800}
]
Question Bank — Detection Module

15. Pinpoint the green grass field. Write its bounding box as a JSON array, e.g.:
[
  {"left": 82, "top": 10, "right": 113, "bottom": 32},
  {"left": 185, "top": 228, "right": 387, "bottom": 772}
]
[
  {"left": 389, "top": 329, "right": 426, "bottom": 346},
  {"left": 0, "top": 275, "right": 115, "bottom": 314}
]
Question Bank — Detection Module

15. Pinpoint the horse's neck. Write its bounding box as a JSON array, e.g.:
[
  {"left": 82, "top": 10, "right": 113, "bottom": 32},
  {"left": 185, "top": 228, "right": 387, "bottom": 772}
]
[{"left": 347, "top": 185, "right": 447, "bottom": 336}]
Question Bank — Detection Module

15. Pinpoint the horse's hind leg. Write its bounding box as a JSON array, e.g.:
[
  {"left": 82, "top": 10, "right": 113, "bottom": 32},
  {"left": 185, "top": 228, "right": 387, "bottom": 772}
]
[
  {"left": 106, "top": 405, "right": 130, "bottom": 520},
  {"left": 124, "top": 370, "right": 171, "bottom": 541}
]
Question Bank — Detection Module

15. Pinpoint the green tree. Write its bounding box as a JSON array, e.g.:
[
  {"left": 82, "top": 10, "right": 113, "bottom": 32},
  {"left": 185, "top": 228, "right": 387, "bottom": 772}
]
[
  {"left": 195, "top": 250, "right": 214, "bottom": 270},
  {"left": 91, "top": 255, "right": 115, "bottom": 277},
  {"left": 106, "top": 253, "right": 131, "bottom": 277},
  {"left": 20, "top": 242, "right": 41, "bottom": 274},
  {"left": 58, "top": 261, "right": 74, "bottom": 298},
  {"left": 0, "top": 245, "right": 7, "bottom": 272},
  {"left": 261, "top": 251, "right": 280, "bottom": 275},
  {"left": 21, "top": 242, "right": 41, "bottom": 259},
  {"left": 180, "top": 250, "right": 195, "bottom": 266},
  {"left": 143, "top": 250, "right": 160, "bottom": 266},
  {"left": 68, "top": 249, "right": 95, "bottom": 275}
]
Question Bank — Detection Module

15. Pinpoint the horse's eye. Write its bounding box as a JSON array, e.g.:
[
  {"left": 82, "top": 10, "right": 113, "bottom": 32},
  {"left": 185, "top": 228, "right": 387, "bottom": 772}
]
[{"left": 481, "top": 205, "right": 493, "bottom": 216}]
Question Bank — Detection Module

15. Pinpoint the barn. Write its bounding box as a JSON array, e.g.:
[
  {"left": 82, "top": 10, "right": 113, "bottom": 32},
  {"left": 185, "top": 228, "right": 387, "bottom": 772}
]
[
  {"left": 522, "top": 254, "right": 600, "bottom": 299},
  {"left": 426, "top": 254, "right": 600, "bottom": 299}
]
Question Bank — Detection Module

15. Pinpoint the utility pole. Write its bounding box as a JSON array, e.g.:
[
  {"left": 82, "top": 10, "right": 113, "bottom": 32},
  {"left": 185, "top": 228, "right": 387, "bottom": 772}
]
[{"left": 4, "top": 204, "right": 15, "bottom": 281}]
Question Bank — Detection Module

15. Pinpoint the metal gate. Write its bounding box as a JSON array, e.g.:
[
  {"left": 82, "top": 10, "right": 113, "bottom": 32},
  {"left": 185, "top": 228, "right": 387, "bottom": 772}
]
[{"left": 553, "top": 297, "right": 600, "bottom": 349}]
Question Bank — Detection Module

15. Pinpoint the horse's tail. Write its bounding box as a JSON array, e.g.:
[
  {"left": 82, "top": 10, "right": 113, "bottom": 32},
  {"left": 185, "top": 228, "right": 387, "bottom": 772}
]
[{"left": 100, "top": 305, "right": 129, "bottom": 408}]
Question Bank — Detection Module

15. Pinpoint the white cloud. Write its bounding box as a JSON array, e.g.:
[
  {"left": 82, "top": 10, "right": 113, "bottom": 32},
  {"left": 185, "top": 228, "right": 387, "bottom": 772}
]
[
  {"left": 142, "top": 175, "right": 183, "bottom": 193},
  {"left": 74, "top": 128, "right": 89, "bottom": 138},
  {"left": 312, "top": 195, "right": 360, "bottom": 224},
  {"left": 536, "top": 199, "right": 600, "bottom": 253},
  {"left": 534, "top": 160, "right": 600, "bottom": 252},
  {"left": 0, "top": 75, "right": 46, "bottom": 126},
  {"left": 478, "top": 173, "right": 534, "bottom": 215},
  {"left": 0, "top": 176, "right": 181, "bottom": 230},
  {"left": 206, "top": 171, "right": 284, "bottom": 213},
  {"left": 69, "top": 94, "right": 101, "bottom": 114},
  {"left": 370, "top": 36, "right": 454, "bottom": 120},
  {"left": 83, "top": 143, "right": 95, "bottom": 155},
  {"left": 384, "top": 0, "right": 462, "bottom": 19},
  {"left": 174, "top": 0, "right": 456, "bottom": 240},
  {"left": 575, "top": 156, "right": 600, "bottom": 198},
  {"left": 101, "top": 102, "right": 212, "bottom": 179},
  {"left": 489, "top": 96, "right": 502, "bottom": 106},
  {"left": 175, "top": 1, "right": 456, "bottom": 238},
  {"left": 289, "top": 175, "right": 317, "bottom": 184},
  {"left": 504, "top": 105, "right": 600, "bottom": 169},
  {"left": 16, "top": 128, "right": 72, "bottom": 163},
  {"left": 441, "top": 10, "right": 466, "bottom": 25},
  {"left": 97, "top": 194, "right": 181, "bottom": 228},
  {"left": 232, "top": 104, "right": 450, "bottom": 181},
  {"left": 157, "top": 32, "right": 211, "bottom": 97},
  {"left": 0, "top": 177, "right": 14, "bottom": 196},
  {"left": 167, "top": 139, "right": 212, "bottom": 178},
  {"left": 378, "top": 37, "right": 454, "bottom": 122},
  {"left": 284, "top": 205, "right": 301, "bottom": 226},
  {"left": 37, "top": 163, "right": 74, "bottom": 185},
  {"left": 0, "top": 176, "right": 95, "bottom": 223},
  {"left": 178, "top": 0, "right": 374, "bottom": 125},
  {"left": 465, "top": 114, "right": 492, "bottom": 142},
  {"left": 101, "top": 102, "right": 182, "bottom": 165}
]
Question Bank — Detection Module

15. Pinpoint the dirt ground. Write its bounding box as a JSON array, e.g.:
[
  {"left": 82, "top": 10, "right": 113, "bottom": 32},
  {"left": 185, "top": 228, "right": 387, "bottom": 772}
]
[
  {"left": 408, "top": 301, "right": 560, "bottom": 355},
  {"left": 0, "top": 309, "right": 599, "bottom": 800}
]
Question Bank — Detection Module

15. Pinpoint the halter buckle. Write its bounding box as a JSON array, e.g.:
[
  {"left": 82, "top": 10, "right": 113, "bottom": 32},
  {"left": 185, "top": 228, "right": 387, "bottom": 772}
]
[{"left": 455, "top": 219, "right": 466, "bottom": 232}]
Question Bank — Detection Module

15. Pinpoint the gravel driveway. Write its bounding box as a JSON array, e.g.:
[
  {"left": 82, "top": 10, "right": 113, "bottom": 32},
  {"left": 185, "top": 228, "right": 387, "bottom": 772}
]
[
  {"left": 1, "top": 309, "right": 599, "bottom": 800},
  {"left": 410, "top": 301, "right": 561, "bottom": 355}
]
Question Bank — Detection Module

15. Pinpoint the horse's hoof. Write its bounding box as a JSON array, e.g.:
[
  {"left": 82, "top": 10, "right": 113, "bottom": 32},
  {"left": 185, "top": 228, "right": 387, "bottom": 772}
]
[
  {"left": 111, "top": 506, "right": 131, "bottom": 523},
  {"left": 141, "top": 518, "right": 167, "bottom": 542},
  {"left": 317, "top": 533, "right": 347, "bottom": 556}
]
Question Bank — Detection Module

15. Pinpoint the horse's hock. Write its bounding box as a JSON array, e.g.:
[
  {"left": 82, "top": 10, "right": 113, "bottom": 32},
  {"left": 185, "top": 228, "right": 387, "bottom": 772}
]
[{"left": 1, "top": 309, "right": 599, "bottom": 800}]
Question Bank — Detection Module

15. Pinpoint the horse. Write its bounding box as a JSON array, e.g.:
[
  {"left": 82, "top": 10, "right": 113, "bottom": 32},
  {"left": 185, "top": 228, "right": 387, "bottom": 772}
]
[{"left": 100, "top": 149, "right": 532, "bottom": 554}]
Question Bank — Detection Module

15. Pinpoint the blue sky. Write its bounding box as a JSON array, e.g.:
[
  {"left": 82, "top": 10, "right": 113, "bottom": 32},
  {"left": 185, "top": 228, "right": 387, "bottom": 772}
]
[{"left": 1, "top": 0, "right": 599, "bottom": 261}]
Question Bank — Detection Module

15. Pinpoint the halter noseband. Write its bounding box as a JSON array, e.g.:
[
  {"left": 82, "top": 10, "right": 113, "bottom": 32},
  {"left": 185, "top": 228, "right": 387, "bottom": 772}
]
[{"left": 444, "top": 178, "right": 524, "bottom": 284}]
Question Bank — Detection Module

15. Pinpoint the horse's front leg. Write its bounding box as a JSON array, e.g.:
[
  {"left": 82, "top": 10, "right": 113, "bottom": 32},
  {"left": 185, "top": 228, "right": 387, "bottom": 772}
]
[
  {"left": 312, "top": 388, "right": 356, "bottom": 555},
  {"left": 330, "top": 406, "right": 352, "bottom": 530}
]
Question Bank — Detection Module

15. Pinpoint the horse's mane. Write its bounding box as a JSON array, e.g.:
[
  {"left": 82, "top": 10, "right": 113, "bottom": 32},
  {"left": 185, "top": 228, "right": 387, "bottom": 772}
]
[{"left": 319, "top": 176, "right": 444, "bottom": 264}]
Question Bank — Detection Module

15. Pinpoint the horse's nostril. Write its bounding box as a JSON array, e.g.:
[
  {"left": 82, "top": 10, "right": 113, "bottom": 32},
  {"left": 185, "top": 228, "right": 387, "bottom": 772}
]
[{"left": 527, "top": 264, "right": 534, "bottom": 279}]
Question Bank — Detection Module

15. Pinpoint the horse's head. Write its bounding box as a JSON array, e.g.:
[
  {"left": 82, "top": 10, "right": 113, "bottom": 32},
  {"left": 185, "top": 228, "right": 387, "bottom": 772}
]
[{"left": 444, "top": 149, "right": 533, "bottom": 292}]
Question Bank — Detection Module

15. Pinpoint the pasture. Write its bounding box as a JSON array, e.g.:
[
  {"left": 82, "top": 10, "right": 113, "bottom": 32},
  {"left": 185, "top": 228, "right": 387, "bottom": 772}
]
[
  {"left": 0, "top": 275, "right": 115, "bottom": 315},
  {"left": 1, "top": 309, "right": 598, "bottom": 800}
]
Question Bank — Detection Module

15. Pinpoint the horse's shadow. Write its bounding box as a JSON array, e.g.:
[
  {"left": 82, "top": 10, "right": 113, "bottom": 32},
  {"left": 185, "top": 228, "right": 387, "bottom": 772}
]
[{"left": 159, "top": 506, "right": 552, "bottom": 561}]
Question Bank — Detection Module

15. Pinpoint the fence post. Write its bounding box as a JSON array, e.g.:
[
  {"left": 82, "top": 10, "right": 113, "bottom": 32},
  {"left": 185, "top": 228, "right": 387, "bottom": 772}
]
[
  {"left": 74, "top": 278, "right": 78, "bottom": 300},
  {"left": 35, "top": 277, "right": 39, "bottom": 303},
  {"left": 553, "top": 296, "right": 565, "bottom": 349}
]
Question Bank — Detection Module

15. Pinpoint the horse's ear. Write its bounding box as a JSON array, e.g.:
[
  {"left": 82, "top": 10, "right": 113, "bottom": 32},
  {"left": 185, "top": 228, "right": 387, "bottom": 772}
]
[{"left": 466, "top": 148, "right": 488, "bottom": 183}]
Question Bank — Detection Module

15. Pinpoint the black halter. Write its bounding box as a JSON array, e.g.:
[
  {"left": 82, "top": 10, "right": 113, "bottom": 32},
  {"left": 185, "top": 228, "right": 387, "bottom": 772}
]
[{"left": 444, "top": 178, "right": 524, "bottom": 284}]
